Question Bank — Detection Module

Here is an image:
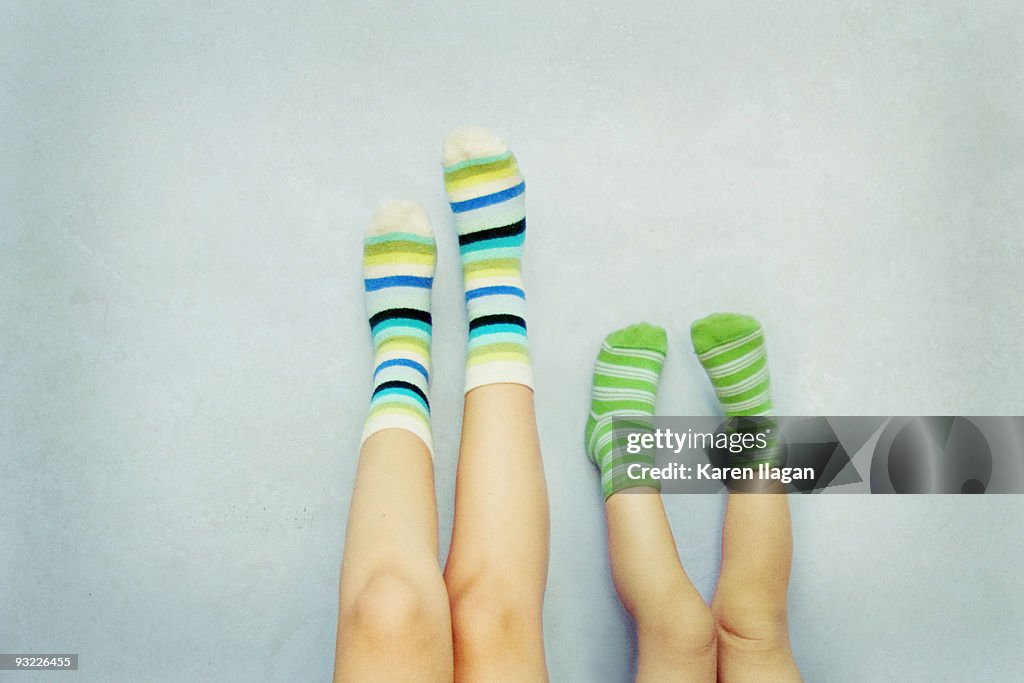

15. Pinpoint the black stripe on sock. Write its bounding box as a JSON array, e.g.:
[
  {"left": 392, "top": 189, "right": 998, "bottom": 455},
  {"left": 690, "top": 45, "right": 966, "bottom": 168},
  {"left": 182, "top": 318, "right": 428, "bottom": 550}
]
[
  {"left": 457, "top": 218, "right": 526, "bottom": 246},
  {"left": 372, "top": 379, "right": 429, "bottom": 407},
  {"left": 468, "top": 313, "right": 527, "bottom": 331},
  {"left": 369, "top": 307, "right": 432, "bottom": 329}
]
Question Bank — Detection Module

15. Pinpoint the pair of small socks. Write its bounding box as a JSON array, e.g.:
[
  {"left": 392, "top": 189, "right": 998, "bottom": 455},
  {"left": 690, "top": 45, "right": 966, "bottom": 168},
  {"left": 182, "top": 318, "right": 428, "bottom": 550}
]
[
  {"left": 361, "top": 129, "right": 532, "bottom": 456},
  {"left": 585, "top": 314, "right": 775, "bottom": 498}
]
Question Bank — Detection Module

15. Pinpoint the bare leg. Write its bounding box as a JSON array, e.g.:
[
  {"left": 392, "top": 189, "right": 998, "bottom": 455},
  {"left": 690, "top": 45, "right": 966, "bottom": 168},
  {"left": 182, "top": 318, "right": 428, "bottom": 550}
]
[
  {"left": 607, "top": 491, "right": 717, "bottom": 682},
  {"left": 334, "top": 200, "right": 452, "bottom": 680},
  {"left": 688, "top": 312, "right": 801, "bottom": 681},
  {"left": 712, "top": 492, "right": 801, "bottom": 683},
  {"left": 585, "top": 322, "right": 715, "bottom": 680},
  {"left": 444, "top": 384, "right": 549, "bottom": 681},
  {"left": 438, "top": 128, "right": 548, "bottom": 680},
  {"left": 333, "top": 430, "right": 453, "bottom": 682}
]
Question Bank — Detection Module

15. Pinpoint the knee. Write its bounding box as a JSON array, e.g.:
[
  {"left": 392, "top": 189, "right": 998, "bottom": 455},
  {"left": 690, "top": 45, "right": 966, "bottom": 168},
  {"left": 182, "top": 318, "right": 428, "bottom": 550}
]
[
  {"left": 344, "top": 569, "right": 448, "bottom": 644},
  {"left": 634, "top": 583, "right": 717, "bottom": 656},
  {"left": 712, "top": 588, "right": 790, "bottom": 652},
  {"left": 446, "top": 574, "right": 542, "bottom": 648}
]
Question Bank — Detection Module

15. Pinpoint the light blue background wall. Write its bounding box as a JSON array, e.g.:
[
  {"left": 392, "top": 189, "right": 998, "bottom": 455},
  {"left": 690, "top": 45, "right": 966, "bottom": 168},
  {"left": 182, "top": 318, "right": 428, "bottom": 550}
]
[{"left": 3, "top": 2, "right": 1023, "bottom": 680}]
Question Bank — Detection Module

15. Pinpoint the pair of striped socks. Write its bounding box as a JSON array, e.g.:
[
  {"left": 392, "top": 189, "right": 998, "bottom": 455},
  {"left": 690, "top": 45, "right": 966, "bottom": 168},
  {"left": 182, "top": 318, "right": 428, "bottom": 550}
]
[
  {"left": 361, "top": 128, "right": 532, "bottom": 455},
  {"left": 585, "top": 314, "right": 776, "bottom": 499}
]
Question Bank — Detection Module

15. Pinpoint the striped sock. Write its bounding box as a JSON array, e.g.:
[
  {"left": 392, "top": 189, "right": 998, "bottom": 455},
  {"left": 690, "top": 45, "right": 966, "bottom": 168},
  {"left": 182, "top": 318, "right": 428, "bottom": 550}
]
[
  {"left": 691, "top": 313, "right": 781, "bottom": 472},
  {"left": 442, "top": 128, "right": 532, "bottom": 392},
  {"left": 360, "top": 201, "right": 435, "bottom": 455},
  {"left": 585, "top": 323, "right": 668, "bottom": 499},
  {"left": 691, "top": 313, "right": 773, "bottom": 417}
]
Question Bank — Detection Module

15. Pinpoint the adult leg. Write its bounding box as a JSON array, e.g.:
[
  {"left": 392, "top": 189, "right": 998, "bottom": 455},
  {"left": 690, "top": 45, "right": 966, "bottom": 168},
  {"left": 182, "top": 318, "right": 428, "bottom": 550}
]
[
  {"left": 334, "top": 203, "right": 453, "bottom": 682},
  {"left": 690, "top": 313, "right": 801, "bottom": 682},
  {"left": 446, "top": 385, "right": 549, "bottom": 681},
  {"left": 335, "top": 432, "right": 453, "bottom": 682},
  {"left": 587, "top": 323, "right": 716, "bottom": 682},
  {"left": 440, "top": 129, "right": 549, "bottom": 681}
]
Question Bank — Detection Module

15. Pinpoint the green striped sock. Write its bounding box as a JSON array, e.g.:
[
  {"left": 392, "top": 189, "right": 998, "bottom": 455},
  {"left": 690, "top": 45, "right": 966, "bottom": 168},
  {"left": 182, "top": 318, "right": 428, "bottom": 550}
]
[
  {"left": 585, "top": 323, "right": 668, "bottom": 499},
  {"left": 360, "top": 201, "right": 435, "bottom": 455},
  {"left": 442, "top": 128, "right": 532, "bottom": 392},
  {"left": 691, "top": 312, "right": 781, "bottom": 470}
]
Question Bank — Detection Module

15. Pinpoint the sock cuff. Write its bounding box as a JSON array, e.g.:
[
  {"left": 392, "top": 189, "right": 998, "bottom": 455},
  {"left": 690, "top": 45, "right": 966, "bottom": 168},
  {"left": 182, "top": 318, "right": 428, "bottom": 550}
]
[
  {"left": 588, "top": 415, "right": 662, "bottom": 499},
  {"left": 465, "top": 360, "right": 533, "bottom": 393},
  {"left": 602, "top": 464, "right": 661, "bottom": 499},
  {"left": 361, "top": 413, "right": 434, "bottom": 457}
]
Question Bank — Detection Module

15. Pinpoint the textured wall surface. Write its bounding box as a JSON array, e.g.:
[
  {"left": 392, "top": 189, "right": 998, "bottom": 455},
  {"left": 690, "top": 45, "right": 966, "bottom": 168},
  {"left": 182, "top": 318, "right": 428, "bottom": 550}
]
[{"left": 2, "top": 2, "right": 1023, "bottom": 680}]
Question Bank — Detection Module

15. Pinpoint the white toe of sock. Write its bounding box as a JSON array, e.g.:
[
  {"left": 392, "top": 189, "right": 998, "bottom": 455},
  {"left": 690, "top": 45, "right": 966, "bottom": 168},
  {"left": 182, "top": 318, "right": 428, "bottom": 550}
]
[
  {"left": 443, "top": 127, "right": 509, "bottom": 166},
  {"left": 370, "top": 200, "right": 432, "bottom": 237}
]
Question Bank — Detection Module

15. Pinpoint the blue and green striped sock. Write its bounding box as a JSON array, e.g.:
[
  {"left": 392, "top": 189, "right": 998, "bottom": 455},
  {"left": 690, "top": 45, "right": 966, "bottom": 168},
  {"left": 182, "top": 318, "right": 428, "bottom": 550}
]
[
  {"left": 585, "top": 323, "right": 668, "bottom": 499},
  {"left": 360, "top": 201, "right": 435, "bottom": 454},
  {"left": 442, "top": 128, "right": 532, "bottom": 392}
]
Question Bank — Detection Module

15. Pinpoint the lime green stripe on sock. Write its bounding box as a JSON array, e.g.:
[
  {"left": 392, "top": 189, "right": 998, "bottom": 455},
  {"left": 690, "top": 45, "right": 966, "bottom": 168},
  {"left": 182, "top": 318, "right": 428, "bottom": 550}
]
[
  {"left": 585, "top": 323, "right": 667, "bottom": 499},
  {"left": 443, "top": 151, "right": 515, "bottom": 177},
  {"left": 444, "top": 136, "right": 530, "bottom": 392},
  {"left": 691, "top": 313, "right": 774, "bottom": 418}
]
